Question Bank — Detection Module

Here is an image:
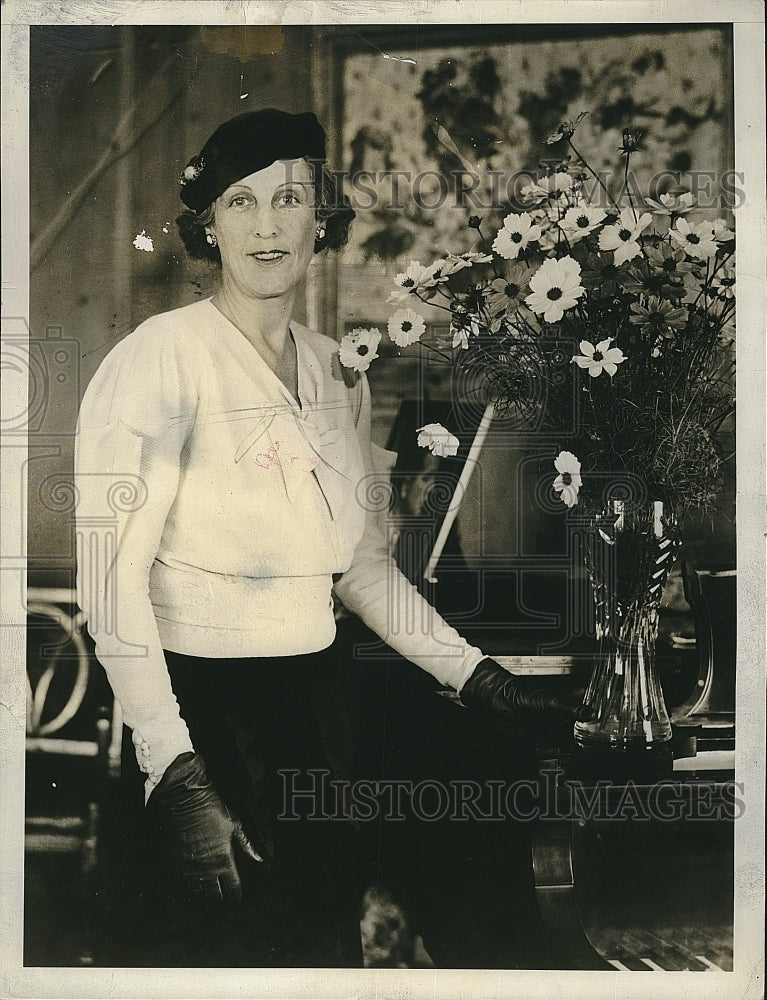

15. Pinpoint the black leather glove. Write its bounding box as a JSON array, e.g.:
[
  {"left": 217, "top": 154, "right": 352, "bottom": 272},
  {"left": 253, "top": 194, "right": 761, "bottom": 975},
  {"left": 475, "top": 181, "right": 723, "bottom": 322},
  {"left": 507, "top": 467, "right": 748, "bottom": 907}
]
[
  {"left": 459, "top": 658, "right": 592, "bottom": 724},
  {"left": 147, "top": 752, "right": 263, "bottom": 902}
]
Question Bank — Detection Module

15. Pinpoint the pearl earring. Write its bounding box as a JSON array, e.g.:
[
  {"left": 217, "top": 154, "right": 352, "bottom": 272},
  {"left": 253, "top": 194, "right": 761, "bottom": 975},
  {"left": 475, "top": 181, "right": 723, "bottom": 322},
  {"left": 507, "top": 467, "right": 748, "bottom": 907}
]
[
  {"left": 206, "top": 232, "right": 218, "bottom": 247},
  {"left": 316, "top": 224, "right": 326, "bottom": 241}
]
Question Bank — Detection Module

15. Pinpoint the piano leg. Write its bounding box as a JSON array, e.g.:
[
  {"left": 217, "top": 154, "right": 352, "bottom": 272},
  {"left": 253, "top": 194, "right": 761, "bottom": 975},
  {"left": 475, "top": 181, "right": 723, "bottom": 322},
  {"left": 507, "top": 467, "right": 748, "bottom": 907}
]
[{"left": 531, "top": 818, "right": 614, "bottom": 970}]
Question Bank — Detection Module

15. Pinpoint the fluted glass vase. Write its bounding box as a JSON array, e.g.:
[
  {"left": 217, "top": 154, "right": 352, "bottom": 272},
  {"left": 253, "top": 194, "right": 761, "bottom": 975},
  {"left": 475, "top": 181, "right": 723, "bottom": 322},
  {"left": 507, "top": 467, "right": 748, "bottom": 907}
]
[{"left": 574, "top": 499, "right": 681, "bottom": 750}]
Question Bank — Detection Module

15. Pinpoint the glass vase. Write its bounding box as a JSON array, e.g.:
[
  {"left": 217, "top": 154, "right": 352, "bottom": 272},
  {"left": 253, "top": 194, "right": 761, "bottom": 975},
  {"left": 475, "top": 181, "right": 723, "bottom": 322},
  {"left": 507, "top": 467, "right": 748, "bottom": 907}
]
[{"left": 574, "top": 499, "right": 681, "bottom": 750}]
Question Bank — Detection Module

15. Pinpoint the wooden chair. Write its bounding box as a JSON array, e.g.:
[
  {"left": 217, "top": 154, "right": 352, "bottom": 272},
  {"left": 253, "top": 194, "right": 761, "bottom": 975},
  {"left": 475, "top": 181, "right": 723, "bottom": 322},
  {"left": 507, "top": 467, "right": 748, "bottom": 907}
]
[{"left": 24, "top": 588, "right": 121, "bottom": 966}]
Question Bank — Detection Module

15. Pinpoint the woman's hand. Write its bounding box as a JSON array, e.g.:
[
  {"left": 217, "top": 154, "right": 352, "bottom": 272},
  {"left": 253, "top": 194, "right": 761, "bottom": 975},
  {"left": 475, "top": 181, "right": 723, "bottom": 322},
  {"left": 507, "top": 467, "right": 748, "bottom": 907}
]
[
  {"left": 459, "top": 658, "right": 592, "bottom": 724},
  {"left": 147, "top": 752, "right": 263, "bottom": 902}
]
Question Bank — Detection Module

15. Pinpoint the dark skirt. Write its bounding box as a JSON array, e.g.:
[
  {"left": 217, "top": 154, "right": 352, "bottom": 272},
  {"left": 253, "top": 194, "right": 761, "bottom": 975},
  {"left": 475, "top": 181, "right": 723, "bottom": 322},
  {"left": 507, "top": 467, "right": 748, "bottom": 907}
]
[{"left": 111, "top": 647, "right": 364, "bottom": 968}]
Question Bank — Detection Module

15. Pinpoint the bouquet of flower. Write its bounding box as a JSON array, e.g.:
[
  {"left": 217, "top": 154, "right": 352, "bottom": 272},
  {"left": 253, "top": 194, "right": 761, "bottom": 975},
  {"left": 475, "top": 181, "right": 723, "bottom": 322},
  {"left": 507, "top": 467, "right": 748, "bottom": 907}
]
[{"left": 338, "top": 112, "right": 735, "bottom": 521}]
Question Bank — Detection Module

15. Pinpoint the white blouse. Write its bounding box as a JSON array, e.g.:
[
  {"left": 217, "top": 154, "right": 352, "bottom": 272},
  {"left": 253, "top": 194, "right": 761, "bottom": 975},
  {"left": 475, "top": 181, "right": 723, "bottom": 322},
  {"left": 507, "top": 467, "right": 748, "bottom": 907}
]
[{"left": 75, "top": 298, "right": 484, "bottom": 787}]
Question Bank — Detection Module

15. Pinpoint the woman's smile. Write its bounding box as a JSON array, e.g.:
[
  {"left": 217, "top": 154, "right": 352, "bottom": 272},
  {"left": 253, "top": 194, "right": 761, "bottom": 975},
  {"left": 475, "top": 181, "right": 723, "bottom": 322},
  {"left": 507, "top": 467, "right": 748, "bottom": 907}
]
[{"left": 248, "top": 249, "right": 290, "bottom": 264}]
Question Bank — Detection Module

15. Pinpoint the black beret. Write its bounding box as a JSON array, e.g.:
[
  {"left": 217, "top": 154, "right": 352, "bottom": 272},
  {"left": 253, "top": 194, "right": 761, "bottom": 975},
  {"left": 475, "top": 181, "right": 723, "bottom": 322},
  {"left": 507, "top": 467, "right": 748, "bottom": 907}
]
[{"left": 179, "top": 109, "right": 327, "bottom": 212}]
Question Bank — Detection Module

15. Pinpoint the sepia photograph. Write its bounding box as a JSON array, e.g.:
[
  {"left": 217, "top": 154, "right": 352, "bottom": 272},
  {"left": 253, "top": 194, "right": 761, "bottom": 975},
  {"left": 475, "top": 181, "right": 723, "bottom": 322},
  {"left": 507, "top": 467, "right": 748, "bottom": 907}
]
[{"left": 1, "top": 2, "right": 765, "bottom": 998}]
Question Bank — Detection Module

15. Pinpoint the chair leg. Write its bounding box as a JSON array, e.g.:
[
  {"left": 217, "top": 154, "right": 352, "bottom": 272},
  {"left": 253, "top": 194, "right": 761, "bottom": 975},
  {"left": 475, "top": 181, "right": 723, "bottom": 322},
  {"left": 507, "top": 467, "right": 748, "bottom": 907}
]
[{"left": 82, "top": 801, "right": 99, "bottom": 874}]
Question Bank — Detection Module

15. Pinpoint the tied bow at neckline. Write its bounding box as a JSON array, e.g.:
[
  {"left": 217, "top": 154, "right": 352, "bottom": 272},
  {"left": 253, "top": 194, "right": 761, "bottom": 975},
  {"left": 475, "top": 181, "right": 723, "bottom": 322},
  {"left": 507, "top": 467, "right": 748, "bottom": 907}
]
[{"left": 256, "top": 408, "right": 350, "bottom": 520}]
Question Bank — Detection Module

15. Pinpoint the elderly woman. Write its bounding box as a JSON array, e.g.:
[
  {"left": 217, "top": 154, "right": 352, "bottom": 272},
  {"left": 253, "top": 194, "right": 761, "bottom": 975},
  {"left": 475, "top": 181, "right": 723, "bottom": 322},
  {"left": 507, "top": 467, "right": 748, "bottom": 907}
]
[{"left": 75, "top": 109, "right": 586, "bottom": 966}]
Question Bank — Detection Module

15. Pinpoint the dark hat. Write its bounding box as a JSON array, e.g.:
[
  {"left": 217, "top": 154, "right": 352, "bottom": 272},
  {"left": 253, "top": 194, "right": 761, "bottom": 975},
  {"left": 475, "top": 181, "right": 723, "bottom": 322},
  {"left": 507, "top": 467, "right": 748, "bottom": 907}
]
[{"left": 179, "top": 109, "right": 327, "bottom": 212}]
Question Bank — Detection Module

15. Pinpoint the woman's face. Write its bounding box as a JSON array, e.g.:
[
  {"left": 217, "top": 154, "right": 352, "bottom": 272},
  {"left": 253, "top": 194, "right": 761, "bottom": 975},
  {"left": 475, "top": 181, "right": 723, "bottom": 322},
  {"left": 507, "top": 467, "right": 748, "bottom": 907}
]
[{"left": 209, "top": 158, "right": 317, "bottom": 303}]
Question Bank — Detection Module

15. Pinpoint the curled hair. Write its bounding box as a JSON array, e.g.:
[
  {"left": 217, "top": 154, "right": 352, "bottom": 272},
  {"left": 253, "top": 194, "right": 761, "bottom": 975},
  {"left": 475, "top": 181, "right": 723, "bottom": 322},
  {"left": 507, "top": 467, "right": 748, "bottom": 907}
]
[
  {"left": 175, "top": 161, "right": 355, "bottom": 265},
  {"left": 314, "top": 162, "right": 355, "bottom": 252},
  {"left": 176, "top": 203, "right": 219, "bottom": 263}
]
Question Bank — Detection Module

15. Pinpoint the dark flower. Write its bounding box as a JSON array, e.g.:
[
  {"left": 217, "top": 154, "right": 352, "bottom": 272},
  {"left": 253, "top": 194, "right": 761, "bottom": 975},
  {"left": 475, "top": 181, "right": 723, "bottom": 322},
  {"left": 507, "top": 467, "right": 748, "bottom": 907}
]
[
  {"left": 619, "top": 127, "right": 643, "bottom": 155},
  {"left": 581, "top": 253, "right": 620, "bottom": 295},
  {"left": 485, "top": 262, "right": 531, "bottom": 319},
  {"left": 618, "top": 259, "right": 682, "bottom": 299},
  {"left": 710, "top": 256, "right": 736, "bottom": 299},
  {"left": 629, "top": 296, "right": 688, "bottom": 338},
  {"left": 645, "top": 241, "right": 697, "bottom": 278},
  {"left": 468, "top": 215, "right": 482, "bottom": 229},
  {"left": 545, "top": 111, "right": 589, "bottom": 145}
]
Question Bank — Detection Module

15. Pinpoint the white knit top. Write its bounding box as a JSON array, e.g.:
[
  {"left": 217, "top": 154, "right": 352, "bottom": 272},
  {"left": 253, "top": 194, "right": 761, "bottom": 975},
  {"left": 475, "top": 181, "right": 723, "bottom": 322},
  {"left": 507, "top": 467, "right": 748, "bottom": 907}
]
[{"left": 74, "top": 299, "right": 484, "bottom": 786}]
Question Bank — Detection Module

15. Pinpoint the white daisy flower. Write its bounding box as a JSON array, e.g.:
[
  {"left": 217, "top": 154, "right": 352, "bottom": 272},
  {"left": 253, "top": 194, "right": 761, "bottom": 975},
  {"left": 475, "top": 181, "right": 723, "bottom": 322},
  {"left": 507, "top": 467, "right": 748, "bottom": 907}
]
[
  {"left": 558, "top": 205, "right": 607, "bottom": 243},
  {"left": 388, "top": 308, "right": 426, "bottom": 348},
  {"left": 669, "top": 218, "right": 718, "bottom": 260},
  {"left": 572, "top": 337, "right": 627, "bottom": 378},
  {"left": 416, "top": 423, "right": 459, "bottom": 458},
  {"left": 710, "top": 218, "right": 735, "bottom": 242},
  {"left": 547, "top": 173, "right": 575, "bottom": 195},
  {"left": 520, "top": 180, "right": 548, "bottom": 205},
  {"left": 442, "top": 250, "right": 494, "bottom": 275},
  {"left": 388, "top": 261, "right": 428, "bottom": 304},
  {"left": 338, "top": 327, "right": 382, "bottom": 373},
  {"left": 598, "top": 209, "right": 652, "bottom": 266},
  {"left": 525, "top": 255, "right": 585, "bottom": 323},
  {"left": 710, "top": 256, "right": 736, "bottom": 299},
  {"left": 644, "top": 191, "right": 696, "bottom": 216},
  {"left": 396, "top": 260, "right": 428, "bottom": 292},
  {"left": 525, "top": 173, "right": 575, "bottom": 201},
  {"left": 407, "top": 259, "right": 451, "bottom": 297},
  {"left": 492, "top": 212, "right": 542, "bottom": 260},
  {"left": 553, "top": 450, "right": 582, "bottom": 508}
]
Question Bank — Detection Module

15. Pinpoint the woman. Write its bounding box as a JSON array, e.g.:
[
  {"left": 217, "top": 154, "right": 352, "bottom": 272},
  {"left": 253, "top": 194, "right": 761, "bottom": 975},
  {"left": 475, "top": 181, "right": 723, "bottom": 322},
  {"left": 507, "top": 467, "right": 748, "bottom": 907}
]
[{"left": 74, "top": 109, "right": 586, "bottom": 966}]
